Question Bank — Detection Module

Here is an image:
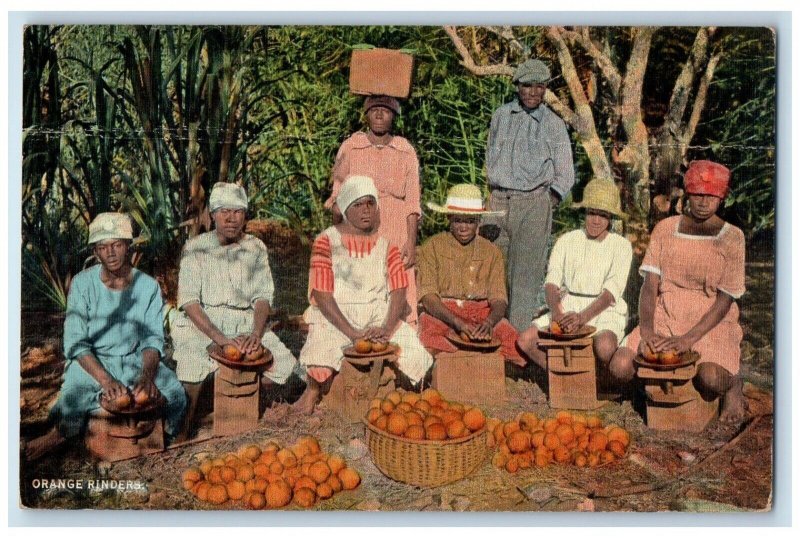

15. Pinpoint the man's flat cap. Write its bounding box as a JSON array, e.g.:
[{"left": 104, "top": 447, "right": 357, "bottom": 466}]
[{"left": 513, "top": 59, "right": 551, "bottom": 84}]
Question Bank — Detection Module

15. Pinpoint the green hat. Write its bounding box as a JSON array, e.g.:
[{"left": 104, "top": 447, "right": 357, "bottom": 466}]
[
  {"left": 513, "top": 59, "right": 551, "bottom": 84},
  {"left": 571, "top": 179, "right": 627, "bottom": 219}
]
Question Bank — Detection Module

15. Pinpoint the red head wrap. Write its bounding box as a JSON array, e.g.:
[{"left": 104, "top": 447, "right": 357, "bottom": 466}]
[{"left": 683, "top": 160, "right": 731, "bottom": 199}]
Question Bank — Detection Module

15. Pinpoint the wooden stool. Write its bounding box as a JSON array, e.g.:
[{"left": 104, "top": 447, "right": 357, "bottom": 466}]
[
  {"left": 214, "top": 363, "right": 260, "bottom": 436},
  {"left": 637, "top": 362, "right": 719, "bottom": 432},
  {"left": 324, "top": 354, "right": 397, "bottom": 423},
  {"left": 538, "top": 337, "right": 604, "bottom": 410},
  {"left": 431, "top": 350, "right": 505, "bottom": 406},
  {"left": 85, "top": 407, "right": 164, "bottom": 462}
]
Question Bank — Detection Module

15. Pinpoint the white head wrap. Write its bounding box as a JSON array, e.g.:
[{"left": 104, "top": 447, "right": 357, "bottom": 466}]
[
  {"left": 88, "top": 212, "right": 134, "bottom": 244},
  {"left": 209, "top": 182, "right": 248, "bottom": 212},
  {"left": 336, "top": 175, "right": 379, "bottom": 222}
]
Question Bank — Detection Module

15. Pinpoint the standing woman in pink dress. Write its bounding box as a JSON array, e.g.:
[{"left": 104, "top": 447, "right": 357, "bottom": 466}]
[
  {"left": 324, "top": 95, "right": 421, "bottom": 325},
  {"left": 612, "top": 161, "right": 747, "bottom": 423}
]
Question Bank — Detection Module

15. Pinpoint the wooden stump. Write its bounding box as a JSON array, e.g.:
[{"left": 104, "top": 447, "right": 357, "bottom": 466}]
[
  {"left": 213, "top": 364, "right": 260, "bottom": 436},
  {"left": 431, "top": 350, "right": 505, "bottom": 406},
  {"left": 85, "top": 408, "right": 164, "bottom": 462},
  {"left": 323, "top": 355, "right": 397, "bottom": 423},
  {"left": 539, "top": 337, "right": 604, "bottom": 410},
  {"left": 638, "top": 363, "right": 720, "bottom": 432}
]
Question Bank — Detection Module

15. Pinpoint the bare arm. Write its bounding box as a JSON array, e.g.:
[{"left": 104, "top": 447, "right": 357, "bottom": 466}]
[
  {"left": 659, "top": 293, "right": 734, "bottom": 353},
  {"left": 76, "top": 353, "right": 126, "bottom": 399},
  {"left": 311, "top": 289, "right": 360, "bottom": 342},
  {"left": 236, "top": 299, "right": 271, "bottom": 353},
  {"left": 401, "top": 213, "right": 420, "bottom": 269},
  {"left": 379, "top": 288, "right": 408, "bottom": 339},
  {"left": 421, "top": 293, "right": 469, "bottom": 333},
  {"left": 132, "top": 348, "right": 162, "bottom": 400},
  {"left": 183, "top": 302, "right": 239, "bottom": 350},
  {"left": 576, "top": 290, "right": 616, "bottom": 326}
]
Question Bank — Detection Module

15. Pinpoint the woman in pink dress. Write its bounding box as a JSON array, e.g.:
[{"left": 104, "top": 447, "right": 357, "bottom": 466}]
[
  {"left": 324, "top": 95, "right": 421, "bottom": 324},
  {"left": 612, "top": 161, "right": 747, "bottom": 423}
]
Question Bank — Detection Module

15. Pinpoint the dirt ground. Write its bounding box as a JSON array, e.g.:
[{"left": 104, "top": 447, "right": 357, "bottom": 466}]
[{"left": 18, "top": 223, "right": 774, "bottom": 512}]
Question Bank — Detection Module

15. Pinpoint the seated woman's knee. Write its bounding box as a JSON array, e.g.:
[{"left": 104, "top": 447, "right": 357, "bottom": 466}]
[{"left": 693, "top": 362, "right": 731, "bottom": 395}]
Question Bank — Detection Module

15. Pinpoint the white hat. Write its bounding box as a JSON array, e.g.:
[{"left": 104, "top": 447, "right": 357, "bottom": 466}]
[
  {"left": 426, "top": 184, "right": 504, "bottom": 216},
  {"left": 209, "top": 182, "right": 248, "bottom": 212},
  {"left": 88, "top": 212, "right": 134, "bottom": 244},
  {"left": 336, "top": 176, "right": 379, "bottom": 220}
]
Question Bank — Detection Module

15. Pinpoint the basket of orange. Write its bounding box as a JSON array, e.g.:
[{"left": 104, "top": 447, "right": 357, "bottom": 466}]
[{"left": 363, "top": 388, "right": 489, "bottom": 487}]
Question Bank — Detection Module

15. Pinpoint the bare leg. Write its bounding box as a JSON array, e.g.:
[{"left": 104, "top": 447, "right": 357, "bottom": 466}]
[
  {"left": 24, "top": 427, "right": 66, "bottom": 462},
  {"left": 175, "top": 379, "right": 205, "bottom": 443},
  {"left": 608, "top": 347, "right": 636, "bottom": 386},
  {"left": 516, "top": 326, "right": 547, "bottom": 370},
  {"left": 693, "top": 363, "right": 747, "bottom": 423},
  {"left": 593, "top": 331, "right": 618, "bottom": 366},
  {"left": 291, "top": 371, "right": 330, "bottom": 416}
]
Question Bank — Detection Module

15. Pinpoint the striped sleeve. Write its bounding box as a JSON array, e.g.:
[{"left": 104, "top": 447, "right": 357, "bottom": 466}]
[
  {"left": 309, "top": 235, "right": 334, "bottom": 294},
  {"left": 387, "top": 245, "right": 408, "bottom": 291}
]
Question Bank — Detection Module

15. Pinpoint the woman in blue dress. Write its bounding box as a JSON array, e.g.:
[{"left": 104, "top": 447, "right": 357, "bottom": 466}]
[{"left": 25, "top": 213, "right": 187, "bottom": 460}]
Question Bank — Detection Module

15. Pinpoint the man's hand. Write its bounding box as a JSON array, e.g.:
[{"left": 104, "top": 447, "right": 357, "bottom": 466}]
[
  {"left": 132, "top": 378, "right": 162, "bottom": 403},
  {"left": 401, "top": 242, "right": 416, "bottom": 269},
  {"left": 549, "top": 190, "right": 561, "bottom": 209},
  {"left": 100, "top": 379, "right": 128, "bottom": 401},
  {"left": 234, "top": 333, "right": 262, "bottom": 354}
]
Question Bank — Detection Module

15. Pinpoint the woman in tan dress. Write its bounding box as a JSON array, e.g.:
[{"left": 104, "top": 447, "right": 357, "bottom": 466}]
[
  {"left": 324, "top": 95, "right": 421, "bottom": 324},
  {"left": 613, "top": 161, "right": 747, "bottom": 423}
]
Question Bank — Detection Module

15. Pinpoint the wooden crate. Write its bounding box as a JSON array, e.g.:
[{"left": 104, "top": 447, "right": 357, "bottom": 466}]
[
  {"left": 539, "top": 337, "right": 604, "bottom": 410},
  {"left": 431, "top": 350, "right": 505, "bottom": 405},
  {"left": 349, "top": 48, "right": 413, "bottom": 98},
  {"left": 638, "top": 364, "right": 720, "bottom": 431},
  {"left": 85, "top": 408, "right": 164, "bottom": 462},
  {"left": 213, "top": 364, "right": 260, "bottom": 436}
]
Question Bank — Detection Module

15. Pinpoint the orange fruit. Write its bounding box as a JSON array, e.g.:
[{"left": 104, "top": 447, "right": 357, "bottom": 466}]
[
  {"left": 606, "top": 427, "right": 631, "bottom": 448},
  {"left": 462, "top": 408, "right": 486, "bottom": 432},
  {"left": 245, "top": 477, "right": 268, "bottom": 493},
  {"left": 572, "top": 414, "right": 588, "bottom": 425},
  {"left": 441, "top": 410, "right": 462, "bottom": 426},
  {"left": 327, "top": 475, "right": 343, "bottom": 493},
  {"left": 572, "top": 422, "right": 587, "bottom": 437},
  {"left": 239, "top": 444, "right": 260, "bottom": 462},
  {"left": 114, "top": 393, "right": 133, "bottom": 410},
  {"left": 308, "top": 461, "right": 331, "bottom": 484},
  {"left": 586, "top": 415, "right": 603, "bottom": 429},
  {"left": 414, "top": 400, "right": 432, "bottom": 414},
  {"left": 207, "top": 466, "right": 224, "bottom": 485},
  {"left": 365, "top": 408, "right": 383, "bottom": 424},
  {"left": 265, "top": 479, "right": 292, "bottom": 509},
  {"left": 369, "top": 398, "right": 382, "bottom": 410},
  {"left": 446, "top": 420, "right": 468, "bottom": 439},
  {"left": 257, "top": 451, "right": 277, "bottom": 466},
  {"left": 502, "top": 421, "right": 521, "bottom": 437},
  {"left": 387, "top": 412, "right": 408, "bottom": 436},
  {"left": 404, "top": 411, "right": 424, "bottom": 426},
  {"left": 277, "top": 448, "right": 297, "bottom": 468},
  {"left": 262, "top": 441, "right": 281, "bottom": 453},
  {"left": 294, "top": 476, "right": 317, "bottom": 492},
  {"left": 420, "top": 388, "right": 442, "bottom": 405},
  {"left": 556, "top": 410, "right": 573, "bottom": 424},
  {"left": 183, "top": 467, "right": 202, "bottom": 483},
  {"left": 183, "top": 479, "right": 196, "bottom": 491},
  {"left": 507, "top": 431, "right": 532, "bottom": 454},
  {"left": 222, "top": 344, "right": 243, "bottom": 362},
  {"left": 518, "top": 412, "right": 539, "bottom": 432},
  {"left": 423, "top": 415, "right": 442, "bottom": 429},
  {"left": 226, "top": 480, "right": 246, "bottom": 501},
  {"left": 380, "top": 400, "right": 395, "bottom": 414},
  {"left": 235, "top": 464, "right": 254, "bottom": 482},
  {"left": 386, "top": 391, "right": 402, "bottom": 405},
  {"left": 588, "top": 431, "right": 609, "bottom": 452},
  {"left": 316, "top": 482, "right": 334, "bottom": 500},
  {"left": 518, "top": 452, "right": 533, "bottom": 469},
  {"left": 405, "top": 425, "right": 425, "bottom": 440},
  {"left": 493, "top": 422, "right": 506, "bottom": 443},
  {"left": 587, "top": 452, "right": 600, "bottom": 468},
  {"left": 211, "top": 457, "right": 226, "bottom": 467},
  {"left": 601, "top": 450, "right": 616, "bottom": 464},
  {"left": 246, "top": 491, "right": 266, "bottom": 510},
  {"left": 492, "top": 452, "right": 508, "bottom": 468},
  {"left": 253, "top": 463, "right": 271, "bottom": 479},
  {"left": 207, "top": 484, "right": 228, "bottom": 505},
  {"left": 535, "top": 453, "right": 550, "bottom": 468},
  {"left": 555, "top": 424, "right": 575, "bottom": 445},
  {"left": 218, "top": 466, "right": 236, "bottom": 484},
  {"left": 530, "top": 430, "right": 546, "bottom": 448},
  {"left": 505, "top": 457, "right": 519, "bottom": 474},
  {"left": 401, "top": 392, "right": 420, "bottom": 405},
  {"left": 194, "top": 481, "right": 211, "bottom": 501},
  {"left": 198, "top": 459, "right": 213, "bottom": 476},
  {"left": 354, "top": 339, "right": 372, "bottom": 353},
  {"left": 338, "top": 468, "right": 361, "bottom": 490},
  {"left": 608, "top": 440, "right": 627, "bottom": 458},
  {"left": 543, "top": 418, "right": 559, "bottom": 433},
  {"left": 553, "top": 446, "right": 571, "bottom": 463},
  {"left": 425, "top": 422, "right": 447, "bottom": 441},
  {"left": 574, "top": 454, "right": 588, "bottom": 468},
  {"left": 294, "top": 487, "right": 316, "bottom": 508},
  {"left": 544, "top": 432, "right": 560, "bottom": 450},
  {"left": 269, "top": 462, "right": 284, "bottom": 476},
  {"left": 396, "top": 402, "right": 413, "bottom": 413},
  {"left": 326, "top": 454, "right": 346, "bottom": 475}
]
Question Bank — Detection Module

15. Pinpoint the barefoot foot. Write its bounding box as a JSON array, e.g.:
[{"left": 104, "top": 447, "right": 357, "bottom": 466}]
[{"left": 719, "top": 376, "right": 748, "bottom": 424}]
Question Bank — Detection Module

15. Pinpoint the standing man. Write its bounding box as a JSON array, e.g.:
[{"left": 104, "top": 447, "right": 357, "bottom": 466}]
[{"left": 484, "top": 58, "right": 575, "bottom": 331}]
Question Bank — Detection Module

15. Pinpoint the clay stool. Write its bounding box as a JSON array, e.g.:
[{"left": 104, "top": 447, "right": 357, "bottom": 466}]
[
  {"left": 538, "top": 337, "right": 604, "bottom": 410},
  {"left": 214, "top": 363, "right": 260, "bottom": 436},
  {"left": 324, "top": 354, "right": 397, "bottom": 423},
  {"left": 431, "top": 350, "right": 505, "bottom": 406},
  {"left": 85, "top": 406, "right": 165, "bottom": 462},
  {"left": 637, "top": 362, "right": 719, "bottom": 432}
]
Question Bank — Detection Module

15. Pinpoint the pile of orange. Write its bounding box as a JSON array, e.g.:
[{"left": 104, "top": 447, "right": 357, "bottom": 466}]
[
  {"left": 182, "top": 435, "right": 361, "bottom": 509},
  {"left": 365, "top": 388, "right": 487, "bottom": 441},
  {"left": 487, "top": 411, "right": 631, "bottom": 473}
]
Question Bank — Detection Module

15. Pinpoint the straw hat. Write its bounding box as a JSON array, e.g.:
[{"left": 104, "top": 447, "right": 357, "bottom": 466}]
[
  {"left": 88, "top": 213, "right": 134, "bottom": 244},
  {"left": 426, "top": 184, "right": 505, "bottom": 216},
  {"left": 571, "top": 179, "right": 627, "bottom": 219}
]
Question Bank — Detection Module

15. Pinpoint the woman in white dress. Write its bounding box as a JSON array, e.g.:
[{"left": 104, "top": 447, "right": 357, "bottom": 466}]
[
  {"left": 517, "top": 179, "right": 633, "bottom": 386},
  {"left": 294, "top": 175, "right": 433, "bottom": 414}
]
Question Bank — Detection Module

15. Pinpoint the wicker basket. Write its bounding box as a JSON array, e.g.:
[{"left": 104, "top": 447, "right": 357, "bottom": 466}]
[{"left": 364, "top": 420, "right": 489, "bottom": 487}]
